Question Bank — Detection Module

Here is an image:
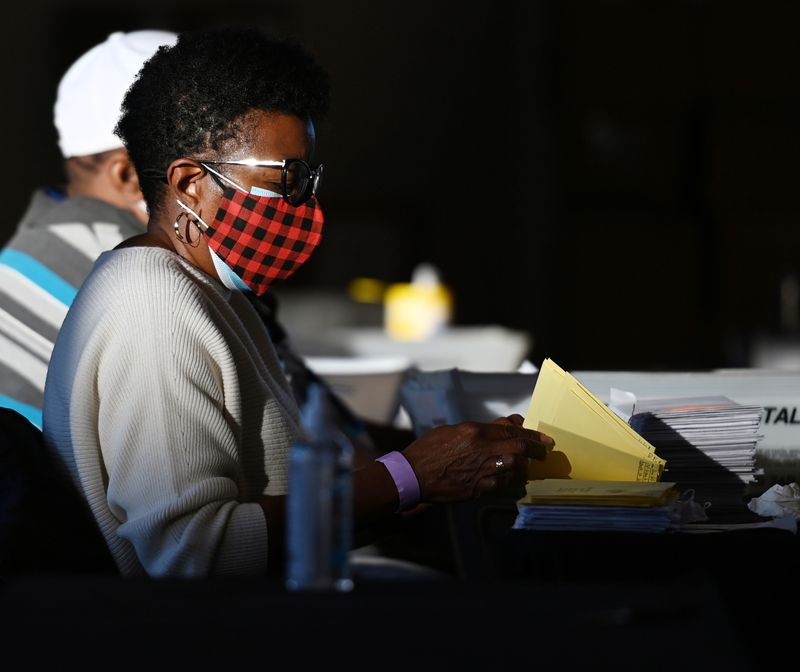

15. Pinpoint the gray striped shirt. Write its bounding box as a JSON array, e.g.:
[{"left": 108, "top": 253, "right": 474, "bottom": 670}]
[{"left": 0, "top": 189, "right": 143, "bottom": 426}]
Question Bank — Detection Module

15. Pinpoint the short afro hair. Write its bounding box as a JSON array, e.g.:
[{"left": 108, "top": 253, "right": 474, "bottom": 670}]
[{"left": 115, "top": 26, "right": 330, "bottom": 212}]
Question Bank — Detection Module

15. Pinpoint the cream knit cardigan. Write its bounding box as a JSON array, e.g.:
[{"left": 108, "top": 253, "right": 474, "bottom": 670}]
[{"left": 43, "top": 247, "right": 300, "bottom": 578}]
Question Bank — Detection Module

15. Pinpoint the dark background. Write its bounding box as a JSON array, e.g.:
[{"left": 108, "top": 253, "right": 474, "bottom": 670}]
[{"left": 2, "top": 0, "right": 800, "bottom": 371}]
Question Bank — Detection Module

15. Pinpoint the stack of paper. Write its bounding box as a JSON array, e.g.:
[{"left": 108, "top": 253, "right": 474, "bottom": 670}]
[
  {"left": 629, "top": 396, "right": 764, "bottom": 497},
  {"left": 514, "top": 479, "right": 678, "bottom": 533},
  {"left": 523, "top": 359, "right": 666, "bottom": 482}
]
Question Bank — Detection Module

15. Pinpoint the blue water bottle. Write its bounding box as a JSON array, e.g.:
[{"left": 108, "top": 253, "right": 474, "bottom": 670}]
[{"left": 286, "top": 383, "right": 354, "bottom": 592}]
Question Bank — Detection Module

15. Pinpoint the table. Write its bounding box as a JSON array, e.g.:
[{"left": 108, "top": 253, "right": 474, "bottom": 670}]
[
  {"left": 1, "top": 503, "right": 797, "bottom": 671},
  {"left": 0, "top": 574, "right": 756, "bottom": 670}
]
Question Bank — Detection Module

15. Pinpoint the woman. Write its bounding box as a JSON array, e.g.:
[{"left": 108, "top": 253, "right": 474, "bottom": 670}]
[{"left": 43, "top": 26, "right": 553, "bottom": 578}]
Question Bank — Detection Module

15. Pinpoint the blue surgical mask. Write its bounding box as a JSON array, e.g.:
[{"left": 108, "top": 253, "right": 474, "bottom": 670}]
[
  {"left": 249, "top": 185, "right": 282, "bottom": 198},
  {"left": 208, "top": 246, "right": 250, "bottom": 292}
]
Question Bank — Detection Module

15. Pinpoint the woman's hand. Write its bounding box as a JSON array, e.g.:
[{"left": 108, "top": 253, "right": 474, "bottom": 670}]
[{"left": 401, "top": 414, "right": 554, "bottom": 503}]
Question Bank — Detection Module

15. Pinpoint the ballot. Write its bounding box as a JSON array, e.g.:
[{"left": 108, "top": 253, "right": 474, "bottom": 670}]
[{"left": 524, "top": 358, "right": 666, "bottom": 482}]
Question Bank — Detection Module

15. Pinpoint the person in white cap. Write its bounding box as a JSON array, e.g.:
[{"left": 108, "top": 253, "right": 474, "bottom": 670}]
[{"left": 0, "top": 30, "right": 177, "bottom": 428}]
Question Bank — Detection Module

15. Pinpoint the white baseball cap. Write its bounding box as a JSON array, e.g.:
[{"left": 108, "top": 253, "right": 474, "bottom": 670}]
[{"left": 54, "top": 30, "right": 178, "bottom": 158}]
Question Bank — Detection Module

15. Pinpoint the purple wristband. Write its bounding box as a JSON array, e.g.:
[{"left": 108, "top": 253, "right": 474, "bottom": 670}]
[{"left": 376, "top": 451, "right": 421, "bottom": 513}]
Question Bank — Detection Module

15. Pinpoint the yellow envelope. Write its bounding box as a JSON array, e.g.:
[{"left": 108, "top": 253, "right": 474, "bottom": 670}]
[
  {"left": 528, "top": 422, "right": 664, "bottom": 482},
  {"left": 519, "top": 478, "right": 677, "bottom": 507}
]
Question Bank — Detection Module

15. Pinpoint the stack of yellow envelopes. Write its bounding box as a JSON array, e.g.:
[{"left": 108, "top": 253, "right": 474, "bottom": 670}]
[{"left": 524, "top": 358, "right": 666, "bottom": 482}]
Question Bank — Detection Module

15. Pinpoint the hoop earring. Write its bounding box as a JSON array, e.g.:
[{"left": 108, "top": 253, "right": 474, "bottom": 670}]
[{"left": 173, "top": 211, "right": 203, "bottom": 247}]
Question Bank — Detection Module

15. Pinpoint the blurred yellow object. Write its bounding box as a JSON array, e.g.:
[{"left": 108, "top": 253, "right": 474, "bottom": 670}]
[
  {"left": 348, "top": 277, "right": 386, "bottom": 304},
  {"left": 384, "top": 264, "right": 453, "bottom": 342}
]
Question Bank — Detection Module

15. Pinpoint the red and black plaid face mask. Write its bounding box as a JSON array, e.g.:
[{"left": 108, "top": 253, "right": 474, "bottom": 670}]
[{"left": 203, "top": 186, "right": 323, "bottom": 296}]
